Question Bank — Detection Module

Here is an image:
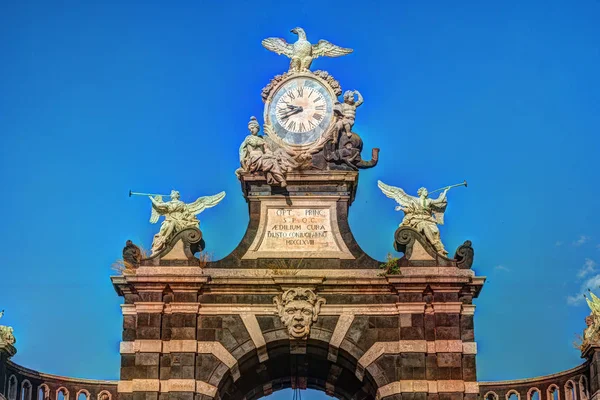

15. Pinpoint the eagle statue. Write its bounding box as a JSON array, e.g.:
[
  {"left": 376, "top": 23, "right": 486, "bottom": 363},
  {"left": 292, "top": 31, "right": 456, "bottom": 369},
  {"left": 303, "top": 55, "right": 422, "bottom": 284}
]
[{"left": 262, "top": 27, "right": 353, "bottom": 72}]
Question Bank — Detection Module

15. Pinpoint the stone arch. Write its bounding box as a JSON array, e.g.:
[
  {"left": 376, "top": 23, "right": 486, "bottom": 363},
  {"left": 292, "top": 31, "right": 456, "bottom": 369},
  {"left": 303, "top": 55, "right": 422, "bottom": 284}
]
[
  {"left": 36, "top": 385, "right": 49, "bottom": 400},
  {"left": 578, "top": 376, "right": 589, "bottom": 400},
  {"left": 565, "top": 380, "right": 577, "bottom": 400},
  {"left": 547, "top": 384, "right": 560, "bottom": 400},
  {"left": 211, "top": 327, "right": 380, "bottom": 400},
  {"left": 506, "top": 390, "right": 521, "bottom": 400},
  {"left": 55, "top": 388, "right": 68, "bottom": 400},
  {"left": 96, "top": 391, "right": 111, "bottom": 400},
  {"left": 75, "top": 390, "right": 89, "bottom": 400},
  {"left": 19, "top": 380, "right": 32, "bottom": 400},
  {"left": 7, "top": 375, "right": 18, "bottom": 400},
  {"left": 484, "top": 391, "right": 500, "bottom": 400},
  {"left": 528, "top": 387, "right": 542, "bottom": 400}
]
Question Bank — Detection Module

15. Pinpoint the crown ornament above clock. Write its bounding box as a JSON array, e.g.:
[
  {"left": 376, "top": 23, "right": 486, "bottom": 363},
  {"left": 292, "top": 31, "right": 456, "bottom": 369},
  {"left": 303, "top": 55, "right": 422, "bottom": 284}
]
[{"left": 235, "top": 28, "right": 379, "bottom": 187}]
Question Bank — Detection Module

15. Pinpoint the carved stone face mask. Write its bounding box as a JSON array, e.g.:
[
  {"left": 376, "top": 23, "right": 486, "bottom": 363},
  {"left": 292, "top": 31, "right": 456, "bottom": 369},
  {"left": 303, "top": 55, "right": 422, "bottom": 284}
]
[
  {"left": 282, "top": 300, "right": 314, "bottom": 338},
  {"left": 274, "top": 288, "right": 326, "bottom": 340}
]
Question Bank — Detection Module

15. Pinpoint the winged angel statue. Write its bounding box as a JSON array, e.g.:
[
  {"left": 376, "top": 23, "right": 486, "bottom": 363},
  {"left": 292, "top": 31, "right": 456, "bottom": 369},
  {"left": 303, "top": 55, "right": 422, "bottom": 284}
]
[
  {"left": 262, "top": 27, "right": 352, "bottom": 72},
  {"left": 377, "top": 181, "right": 450, "bottom": 256},
  {"left": 149, "top": 190, "right": 226, "bottom": 255},
  {"left": 582, "top": 291, "right": 600, "bottom": 349}
]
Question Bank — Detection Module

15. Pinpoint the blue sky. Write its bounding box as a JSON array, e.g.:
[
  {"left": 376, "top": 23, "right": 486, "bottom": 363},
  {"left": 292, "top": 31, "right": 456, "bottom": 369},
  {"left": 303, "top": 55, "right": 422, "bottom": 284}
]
[{"left": 1, "top": 0, "right": 599, "bottom": 396}]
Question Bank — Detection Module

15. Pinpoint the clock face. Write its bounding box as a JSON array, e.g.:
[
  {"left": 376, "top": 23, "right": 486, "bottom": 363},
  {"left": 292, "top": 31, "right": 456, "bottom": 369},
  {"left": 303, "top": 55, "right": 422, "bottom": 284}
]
[{"left": 268, "top": 77, "right": 334, "bottom": 146}]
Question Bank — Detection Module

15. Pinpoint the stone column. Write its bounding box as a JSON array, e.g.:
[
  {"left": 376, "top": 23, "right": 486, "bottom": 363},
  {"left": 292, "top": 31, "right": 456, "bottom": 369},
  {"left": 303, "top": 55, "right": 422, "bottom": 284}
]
[
  {"left": 162, "top": 288, "right": 200, "bottom": 400},
  {"left": 0, "top": 342, "right": 17, "bottom": 396},
  {"left": 460, "top": 303, "right": 478, "bottom": 400},
  {"left": 117, "top": 285, "right": 165, "bottom": 400},
  {"left": 587, "top": 347, "right": 600, "bottom": 400}
]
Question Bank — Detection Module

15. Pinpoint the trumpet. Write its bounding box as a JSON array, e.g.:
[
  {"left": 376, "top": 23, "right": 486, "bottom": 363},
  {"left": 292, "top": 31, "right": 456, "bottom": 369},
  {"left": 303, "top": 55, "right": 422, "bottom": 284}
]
[
  {"left": 428, "top": 180, "right": 468, "bottom": 195},
  {"left": 129, "top": 190, "right": 172, "bottom": 198}
]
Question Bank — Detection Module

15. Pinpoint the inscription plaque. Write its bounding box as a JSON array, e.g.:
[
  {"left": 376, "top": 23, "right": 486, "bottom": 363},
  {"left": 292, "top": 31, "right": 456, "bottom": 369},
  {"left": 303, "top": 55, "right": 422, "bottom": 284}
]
[{"left": 243, "top": 199, "right": 354, "bottom": 259}]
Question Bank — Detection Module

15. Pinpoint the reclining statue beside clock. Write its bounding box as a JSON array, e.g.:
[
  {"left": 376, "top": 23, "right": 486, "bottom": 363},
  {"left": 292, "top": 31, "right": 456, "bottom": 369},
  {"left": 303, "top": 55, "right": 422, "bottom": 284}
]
[{"left": 235, "top": 27, "right": 379, "bottom": 187}]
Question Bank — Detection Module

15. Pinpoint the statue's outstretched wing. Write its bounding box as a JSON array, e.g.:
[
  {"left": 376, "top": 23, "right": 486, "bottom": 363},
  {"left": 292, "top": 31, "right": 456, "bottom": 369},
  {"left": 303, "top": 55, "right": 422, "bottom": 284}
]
[
  {"left": 377, "top": 180, "right": 418, "bottom": 208},
  {"left": 587, "top": 291, "right": 600, "bottom": 315},
  {"left": 430, "top": 193, "right": 449, "bottom": 225},
  {"left": 312, "top": 40, "right": 353, "bottom": 59},
  {"left": 187, "top": 191, "right": 226, "bottom": 216},
  {"left": 149, "top": 195, "right": 164, "bottom": 224},
  {"left": 261, "top": 37, "right": 294, "bottom": 57}
]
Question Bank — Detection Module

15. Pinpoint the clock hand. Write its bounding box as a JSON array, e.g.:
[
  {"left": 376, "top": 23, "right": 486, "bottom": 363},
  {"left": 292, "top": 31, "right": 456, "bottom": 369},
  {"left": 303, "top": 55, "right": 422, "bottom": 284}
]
[{"left": 280, "top": 106, "right": 303, "bottom": 120}]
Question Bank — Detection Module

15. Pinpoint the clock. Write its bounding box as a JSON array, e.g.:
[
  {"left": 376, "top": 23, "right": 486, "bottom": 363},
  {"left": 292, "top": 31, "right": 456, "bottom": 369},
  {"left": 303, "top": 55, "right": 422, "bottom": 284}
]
[{"left": 266, "top": 75, "right": 335, "bottom": 147}]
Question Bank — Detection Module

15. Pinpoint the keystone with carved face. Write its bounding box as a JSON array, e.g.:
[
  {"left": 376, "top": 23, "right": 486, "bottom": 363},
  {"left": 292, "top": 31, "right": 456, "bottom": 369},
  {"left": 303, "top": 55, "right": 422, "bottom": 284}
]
[{"left": 274, "top": 288, "right": 326, "bottom": 339}]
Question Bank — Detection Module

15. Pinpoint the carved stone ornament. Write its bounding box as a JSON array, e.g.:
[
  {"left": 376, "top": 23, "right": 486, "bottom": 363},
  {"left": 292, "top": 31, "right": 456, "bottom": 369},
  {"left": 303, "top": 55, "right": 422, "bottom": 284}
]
[
  {"left": 0, "top": 311, "right": 16, "bottom": 346},
  {"left": 379, "top": 181, "right": 455, "bottom": 255},
  {"left": 261, "top": 27, "right": 352, "bottom": 72},
  {"left": 394, "top": 226, "right": 440, "bottom": 261},
  {"left": 143, "top": 227, "right": 205, "bottom": 264},
  {"left": 393, "top": 226, "right": 475, "bottom": 268},
  {"left": 454, "top": 240, "right": 475, "bottom": 269},
  {"left": 122, "top": 240, "right": 142, "bottom": 269},
  {"left": 148, "top": 189, "right": 225, "bottom": 255},
  {"left": 236, "top": 30, "right": 378, "bottom": 182},
  {"left": 274, "top": 288, "right": 326, "bottom": 340},
  {"left": 235, "top": 116, "right": 297, "bottom": 187}
]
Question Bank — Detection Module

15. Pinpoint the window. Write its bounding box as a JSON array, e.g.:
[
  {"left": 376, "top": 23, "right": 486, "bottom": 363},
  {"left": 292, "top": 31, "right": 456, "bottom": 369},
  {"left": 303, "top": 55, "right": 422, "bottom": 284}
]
[{"left": 7, "top": 376, "right": 17, "bottom": 400}]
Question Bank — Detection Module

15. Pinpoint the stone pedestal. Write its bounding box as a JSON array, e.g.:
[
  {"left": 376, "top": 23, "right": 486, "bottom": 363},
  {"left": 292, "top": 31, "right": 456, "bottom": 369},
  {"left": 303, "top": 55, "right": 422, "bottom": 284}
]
[{"left": 113, "top": 172, "right": 485, "bottom": 400}]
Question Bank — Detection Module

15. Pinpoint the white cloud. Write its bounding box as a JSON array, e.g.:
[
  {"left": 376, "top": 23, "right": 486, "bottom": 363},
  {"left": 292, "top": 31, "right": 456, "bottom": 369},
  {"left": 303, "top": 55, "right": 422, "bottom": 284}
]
[
  {"left": 494, "top": 265, "right": 511, "bottom": 272},
  {"left": 568, "top": 260, "right": 600, "bottom": 306},
  {"left": 573, "top": 235, "right": 591, "bottom": 246},
  {"left": 567, "top": 294, "right": 583, "bottom": 306},
  {"left": 577, "top": 258, "right": 597, "bottom": 279}
]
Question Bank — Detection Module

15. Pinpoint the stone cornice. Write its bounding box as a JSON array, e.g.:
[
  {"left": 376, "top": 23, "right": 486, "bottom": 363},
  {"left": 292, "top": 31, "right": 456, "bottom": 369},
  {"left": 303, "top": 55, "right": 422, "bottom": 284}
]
[
  {"left": 478, "top": 363, "right": 588, "bottom": 387},
  {"left": 119, "top": 302, "right": 475, "bottom": 316},
  {"left": 6, "top": 361, "right": 117, "bottom": 385}
]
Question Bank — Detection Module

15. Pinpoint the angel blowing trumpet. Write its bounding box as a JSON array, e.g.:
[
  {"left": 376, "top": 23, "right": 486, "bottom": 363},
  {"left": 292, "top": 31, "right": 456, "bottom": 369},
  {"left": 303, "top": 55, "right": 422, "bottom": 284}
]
[
  {"left": 130, "top": 189, "right": 226, "bottom": 255},
  {"left": 377, "top": 181, "right": 467, "bottom": 256}
]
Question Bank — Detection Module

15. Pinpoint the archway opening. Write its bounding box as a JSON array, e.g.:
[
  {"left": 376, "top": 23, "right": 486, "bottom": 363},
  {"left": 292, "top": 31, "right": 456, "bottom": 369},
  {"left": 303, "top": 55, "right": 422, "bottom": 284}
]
[
  {"left": 529, "top": 389, "right": 541, "bottom": 400},
  {"left": 263, "top": 389, "right": 333, "bottom": 399},
  {"left": 20, "top": 382, "right": 31, "bottom": 400},
  {"left": 216, "top": 339, "right": 378, "bottom": 400},
  {"left": 565, "top": 382, "right": 576, "bottom": 400},
  {"left": 548, "top": 386, "right": 560, "bottom": 400}
]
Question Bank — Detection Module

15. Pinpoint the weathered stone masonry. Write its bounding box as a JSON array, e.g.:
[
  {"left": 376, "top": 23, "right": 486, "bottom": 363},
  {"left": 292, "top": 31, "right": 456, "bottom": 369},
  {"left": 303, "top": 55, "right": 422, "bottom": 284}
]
[{"left": 111, "top": 171, "right": 486, "bottom": 400}]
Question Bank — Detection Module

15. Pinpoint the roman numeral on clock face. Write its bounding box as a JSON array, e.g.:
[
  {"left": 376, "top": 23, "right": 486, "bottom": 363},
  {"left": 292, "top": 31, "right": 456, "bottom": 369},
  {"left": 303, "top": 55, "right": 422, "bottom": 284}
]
[
  {"left": 313, "top": 113, "right": 323, "bottom": 122},
  {"left": 287, "top": 120, "right": 297, "bottom": 131}
]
